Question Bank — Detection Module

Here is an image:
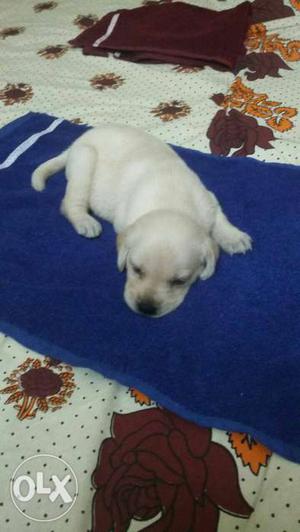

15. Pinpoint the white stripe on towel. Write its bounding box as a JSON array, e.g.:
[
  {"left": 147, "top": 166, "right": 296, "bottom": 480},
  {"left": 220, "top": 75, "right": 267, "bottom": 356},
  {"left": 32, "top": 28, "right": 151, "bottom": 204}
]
[
  {"left": 0, "top": 117, "right": 64, "bottom": 170},
  {"left": 93, "top": 13, "right": 120, "bottom": 47}
]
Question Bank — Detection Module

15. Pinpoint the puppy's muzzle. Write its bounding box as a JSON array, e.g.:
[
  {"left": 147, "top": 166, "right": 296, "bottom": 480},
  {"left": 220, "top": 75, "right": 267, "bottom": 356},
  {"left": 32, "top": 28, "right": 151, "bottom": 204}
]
[{"left": 137, "top": 298, "right": 159, "bottom": 316}]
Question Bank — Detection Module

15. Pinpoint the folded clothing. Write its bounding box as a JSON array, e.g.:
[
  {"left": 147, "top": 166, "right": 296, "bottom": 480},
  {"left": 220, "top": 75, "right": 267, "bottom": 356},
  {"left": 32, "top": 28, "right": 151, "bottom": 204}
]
[{"left": 69, "top": 1, "right": 252, "bottom": 71}]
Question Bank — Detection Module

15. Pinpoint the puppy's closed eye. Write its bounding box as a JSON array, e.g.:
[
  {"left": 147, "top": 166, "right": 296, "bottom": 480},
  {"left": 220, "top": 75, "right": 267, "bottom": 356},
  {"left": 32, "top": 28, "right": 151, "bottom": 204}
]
[
  {"left": 169, "top": 277, "right": 189, "bottom": 288},
  {"left": 132, "top": 263, "right": 144, "bottom": 278}
]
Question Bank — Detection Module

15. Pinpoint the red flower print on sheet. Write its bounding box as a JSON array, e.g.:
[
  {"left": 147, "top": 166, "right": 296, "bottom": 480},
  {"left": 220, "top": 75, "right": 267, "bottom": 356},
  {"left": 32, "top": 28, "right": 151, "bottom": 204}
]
[
  {"left": 207, "top": 76, "right": 297, "bottom": 156},
  {"left": 73, "top": 14, "right": 99, "bottom": 30},
  {"left": 151, "top": 100, "right": 191, "bottom": 121},
  {"left": 0, "top": 83, "right": 33, "bottom": 106},
  {"left": 0, "top": 27, "right": 25, "bottom": 39},
  {"left": 207, "top": 108, "right": 276, "bottom": 157},
  {"left": 92, "top": 408, "right": 252, "bottom": 531},
  {"left": 34, "top": 2, "right": 58, "bottom": 13},
  {"left": 0, "top": 357, "right": 75, "bottom": 420},
  {"left": 37, "top": 44, "right": 69, "bottom": 59},
  {"left": 236, "top": 52, "right": 292, "bottom": 81},
  {"left": 90, "top": 73, "right": 125, "bottom": 91}
]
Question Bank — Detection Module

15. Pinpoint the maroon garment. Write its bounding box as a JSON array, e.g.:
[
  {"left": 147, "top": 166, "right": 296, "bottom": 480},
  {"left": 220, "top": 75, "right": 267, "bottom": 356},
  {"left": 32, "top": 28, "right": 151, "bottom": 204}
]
[{"left": 69, "top": 1, "right": 252, "bottom": 71}]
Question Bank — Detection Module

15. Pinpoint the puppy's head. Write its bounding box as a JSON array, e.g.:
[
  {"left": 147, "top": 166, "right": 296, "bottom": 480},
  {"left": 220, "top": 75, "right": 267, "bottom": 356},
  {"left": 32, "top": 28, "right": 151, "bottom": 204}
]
[{"left": 117, "top": 211, "right": 219, "bottom": 317}]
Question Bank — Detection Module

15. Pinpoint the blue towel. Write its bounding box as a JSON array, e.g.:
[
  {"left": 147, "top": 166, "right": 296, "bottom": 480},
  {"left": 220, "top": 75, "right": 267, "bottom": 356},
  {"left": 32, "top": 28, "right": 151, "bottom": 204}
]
[{"left": 0, "top": 113, "right": 299, "bottom": 462}]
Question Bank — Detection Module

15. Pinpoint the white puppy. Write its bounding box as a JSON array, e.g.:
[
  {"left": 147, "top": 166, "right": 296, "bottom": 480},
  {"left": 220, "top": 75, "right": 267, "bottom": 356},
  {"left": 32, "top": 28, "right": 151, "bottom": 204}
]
[{"left": 32, "top": 125, "right": 252, "bottom": 317}]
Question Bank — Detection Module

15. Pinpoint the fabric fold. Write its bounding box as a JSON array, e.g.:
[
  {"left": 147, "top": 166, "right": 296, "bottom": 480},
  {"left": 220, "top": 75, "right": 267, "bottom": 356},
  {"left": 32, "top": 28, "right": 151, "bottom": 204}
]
[{"left": 69, "top": 1, "right": 252, "bottom": 71}]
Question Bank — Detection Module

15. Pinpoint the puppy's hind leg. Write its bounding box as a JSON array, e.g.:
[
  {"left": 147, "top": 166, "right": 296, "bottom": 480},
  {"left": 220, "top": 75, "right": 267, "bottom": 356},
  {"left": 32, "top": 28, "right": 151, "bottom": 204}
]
[
  {"left": 210, "top": 193, "right": 252, "bottom": 255},
  {"left": 61, "top": 144, "right": 102, "bottom": 238}
]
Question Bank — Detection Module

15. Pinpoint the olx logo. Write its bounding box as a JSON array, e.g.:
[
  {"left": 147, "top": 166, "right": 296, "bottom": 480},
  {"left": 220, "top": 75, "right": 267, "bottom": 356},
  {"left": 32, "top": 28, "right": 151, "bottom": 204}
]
[{"left": 10, "top": 454, "right": 78, "bottom": 522}]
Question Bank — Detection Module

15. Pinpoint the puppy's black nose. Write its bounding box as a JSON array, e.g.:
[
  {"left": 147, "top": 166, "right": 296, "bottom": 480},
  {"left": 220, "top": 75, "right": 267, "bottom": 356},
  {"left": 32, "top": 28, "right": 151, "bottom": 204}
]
[{"left": 137, "top": 300, "right": 158, "bottom": 316}]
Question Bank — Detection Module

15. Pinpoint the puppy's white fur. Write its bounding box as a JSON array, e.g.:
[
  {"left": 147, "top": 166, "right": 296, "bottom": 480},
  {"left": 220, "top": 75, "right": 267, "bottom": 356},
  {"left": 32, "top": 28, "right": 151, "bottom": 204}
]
[{"left": 32, "top": 125, "right": 252, "bottom": 317}]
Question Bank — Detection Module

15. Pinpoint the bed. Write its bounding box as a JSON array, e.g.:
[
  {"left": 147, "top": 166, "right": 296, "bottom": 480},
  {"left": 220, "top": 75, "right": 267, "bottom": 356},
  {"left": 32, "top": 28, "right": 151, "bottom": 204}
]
[{"left": 0, "top": 1, "right": 300, "bottom": 531}]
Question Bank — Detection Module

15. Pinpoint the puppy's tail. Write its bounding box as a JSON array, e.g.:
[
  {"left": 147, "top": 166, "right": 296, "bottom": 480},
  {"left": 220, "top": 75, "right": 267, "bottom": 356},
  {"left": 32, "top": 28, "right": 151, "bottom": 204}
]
[{"left": 31, "top": 149, "right": 68, "bottom": 192}]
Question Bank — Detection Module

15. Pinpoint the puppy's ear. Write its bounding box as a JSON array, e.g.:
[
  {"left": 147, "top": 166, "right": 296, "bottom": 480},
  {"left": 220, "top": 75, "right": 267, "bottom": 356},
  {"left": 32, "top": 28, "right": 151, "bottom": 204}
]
[
  {"left": 116, "top": 232, "right": 128, "bottom": 271},
  {"left": 199, "top": 237, "right": 219, "bottom": 281}
]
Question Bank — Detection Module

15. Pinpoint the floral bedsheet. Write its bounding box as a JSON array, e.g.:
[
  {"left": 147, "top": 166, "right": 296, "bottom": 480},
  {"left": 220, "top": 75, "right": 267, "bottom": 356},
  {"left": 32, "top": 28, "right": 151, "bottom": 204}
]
[{"left": 1, "top": 1, "right": 300, "bottom": 531}]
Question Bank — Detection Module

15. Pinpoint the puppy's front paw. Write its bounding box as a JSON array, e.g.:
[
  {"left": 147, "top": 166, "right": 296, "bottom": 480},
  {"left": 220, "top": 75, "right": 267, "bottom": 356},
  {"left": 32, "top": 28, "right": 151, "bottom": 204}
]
[
  {"left": 31, "top": 169, "right": 45, "bottom": 191},
  {"left": 73, "top": 215, "right": 102, "bottom": 238},
  {"left": 221, "top": 229, "right": 252, "bottom": 255}
]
